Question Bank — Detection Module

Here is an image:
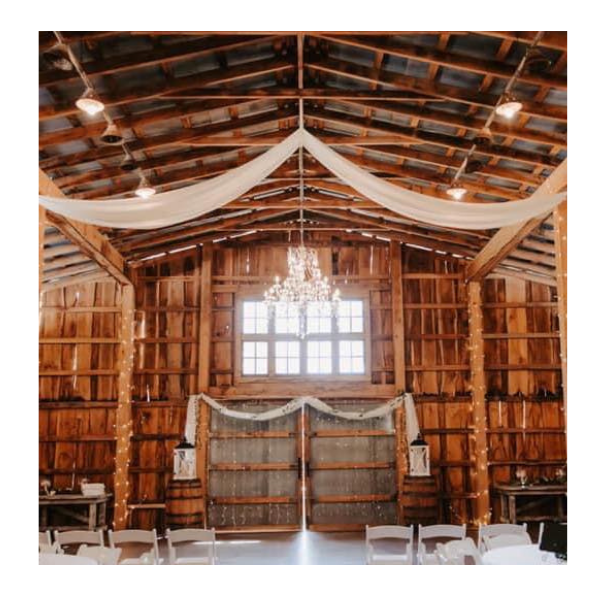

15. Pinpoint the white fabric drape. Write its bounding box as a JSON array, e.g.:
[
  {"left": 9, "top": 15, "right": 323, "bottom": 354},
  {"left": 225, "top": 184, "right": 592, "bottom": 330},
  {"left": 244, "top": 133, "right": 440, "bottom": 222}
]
[
  {"left": 38, "top": 130, "right": 302, "bottom": 230},
  {"left": 39, "top": 128, "right": 566, "bottom": 231},
  {"left": 184, "top": 393, "right": 420, "bottom": 445},
  {"left": 301, "top": 130, "right": 566, "bottom": 230}
]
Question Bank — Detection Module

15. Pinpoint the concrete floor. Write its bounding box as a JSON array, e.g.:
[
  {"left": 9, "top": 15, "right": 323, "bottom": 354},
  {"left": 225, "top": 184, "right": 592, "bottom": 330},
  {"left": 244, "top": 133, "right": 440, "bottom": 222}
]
[{"left": 160, "top": 531, "right": 369, "bottom": 565}]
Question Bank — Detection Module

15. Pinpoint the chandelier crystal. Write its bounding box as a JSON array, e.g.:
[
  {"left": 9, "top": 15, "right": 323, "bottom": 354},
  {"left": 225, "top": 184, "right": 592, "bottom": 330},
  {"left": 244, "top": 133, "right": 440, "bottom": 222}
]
[{"left": 264, "top": 246, "right": 341, "bottom": 337}]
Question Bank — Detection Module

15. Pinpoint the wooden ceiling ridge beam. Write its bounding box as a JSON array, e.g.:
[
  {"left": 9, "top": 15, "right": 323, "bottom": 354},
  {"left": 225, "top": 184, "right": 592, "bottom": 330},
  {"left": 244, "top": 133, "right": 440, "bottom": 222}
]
[
  {"left": 40, "top": 56, "right": 295, "bottom": 121},
  {"left": 316, "top": 34, "right": 567, "bottom": 90},
  {"left": 307, "top": 58, "right": 567, "bottom": 123},
  {"left": 39, "top": 169, "right": 131, "bottom": 286},
  {"left": 40, "top": 35, "right": 282, "bottom": 86},
  {"left": 465, "top": 158, "right": 567, "bottom": 282}
]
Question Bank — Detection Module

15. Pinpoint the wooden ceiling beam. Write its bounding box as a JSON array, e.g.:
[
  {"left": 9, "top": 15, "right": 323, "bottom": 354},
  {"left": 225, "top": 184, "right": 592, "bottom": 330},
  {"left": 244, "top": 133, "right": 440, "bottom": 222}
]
[
  {"left": 42, "top": 107, "right": 297, "bottom": 172},
  {"left": 305, "top": 107, "right": 561, "bottom": 169},
  {"left": 307, "top": 58, "right": 567, "bottom": 123},
  {"left": 40, "top": 169, "right": 131, "bottom": 286},
  {"left": 39, "top": 99, "right": 261, "bottom": 149},
  {"left": 317, "top": 34, "right": 567, "bottom": 90},
  {"left": 465, "top": 159, "right": 567, "bottom": 281},
  {"left": 336, "top": 99, "right": 566, "bottom": 149},
  {"left": 40, "top": 35, "right": 281, "bottom": 86},
  {"left": 40, "top": 57, "right": 295, "bottom": 121},
  {"left": 474, "top": 32, "right": 567, "bottom": 52}
]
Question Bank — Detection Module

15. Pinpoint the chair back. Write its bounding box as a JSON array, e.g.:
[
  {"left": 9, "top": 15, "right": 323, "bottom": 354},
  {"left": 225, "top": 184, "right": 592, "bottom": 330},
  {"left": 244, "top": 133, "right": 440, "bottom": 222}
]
[
  {"left": 39, "top": 531, "right": 52, "bottom": 547},
  {"left": 365, "top": 525, "right": 413, "bottom": 564},
  {"left": 477, "top": 523, "right": 527, "bottom": 551},
  {"left": 108, "top": 529, "right": 159, "bottom": 564},
  {"left": 439, "top": 538, "right": 483, "bottom": 565},
  {"left": 55, "top": 529, "right": 104, "bottom": 551},
  {"left": 417, "top": 524, "right": 466, "bottom": 564},
  {"left": 166, "top": 528, "right": 216, "bottom": 564},
  {"left": 483, "top": 533, "right": 531, "bottom": 551}
]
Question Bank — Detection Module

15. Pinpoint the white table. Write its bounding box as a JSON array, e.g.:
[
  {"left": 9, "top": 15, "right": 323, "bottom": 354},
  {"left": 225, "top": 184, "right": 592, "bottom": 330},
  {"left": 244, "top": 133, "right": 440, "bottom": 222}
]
[
  {"left": 482, "top": 544, "right": 563, "bottom": 565},
  {"left": 39, "top": 553, "right": 98, "bottom": 565}
]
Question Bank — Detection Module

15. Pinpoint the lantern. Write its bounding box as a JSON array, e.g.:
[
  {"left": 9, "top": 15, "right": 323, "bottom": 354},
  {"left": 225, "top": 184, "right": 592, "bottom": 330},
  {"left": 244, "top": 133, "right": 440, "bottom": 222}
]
[
  {"left": 173, "top": 438, "right": 196, "bottom": 480},
  {"left": 409, "top": 433, "right": 430, "bottom": 477}
]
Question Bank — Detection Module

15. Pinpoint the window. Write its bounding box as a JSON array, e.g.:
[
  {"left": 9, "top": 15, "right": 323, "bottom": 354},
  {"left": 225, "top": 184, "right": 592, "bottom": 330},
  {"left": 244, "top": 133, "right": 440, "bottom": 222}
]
[
  {"left": 242, "top": 341, "right": 268, "bottom": 375},
  {"left": 239, "top": 298, "right": 368, "bottom": 378}
]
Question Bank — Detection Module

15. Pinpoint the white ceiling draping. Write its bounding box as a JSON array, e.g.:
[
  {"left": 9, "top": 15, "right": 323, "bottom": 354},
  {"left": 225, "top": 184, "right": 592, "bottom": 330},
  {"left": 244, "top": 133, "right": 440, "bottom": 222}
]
[{"left": 39, "top": 128, "right": 566, "bottom": 231}]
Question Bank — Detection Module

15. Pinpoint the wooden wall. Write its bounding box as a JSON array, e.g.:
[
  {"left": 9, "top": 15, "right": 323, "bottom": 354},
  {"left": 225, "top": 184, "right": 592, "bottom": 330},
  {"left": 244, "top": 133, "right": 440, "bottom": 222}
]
[{"left": 39, "top": 239, "right": 566, "bottom": 530}]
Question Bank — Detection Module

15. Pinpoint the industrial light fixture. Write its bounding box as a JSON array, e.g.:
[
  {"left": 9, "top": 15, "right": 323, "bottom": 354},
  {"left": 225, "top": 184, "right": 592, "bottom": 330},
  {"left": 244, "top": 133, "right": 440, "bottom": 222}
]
[
  {"left": 135, "top": 175, "right": 156, "bottom": 199},
  {"left": 75, "top": 88, "right": 105, "bottom": 116},
  {"left": 495, "top": 93, "right": 523, "bottom": 120},
  {"left": 100, "top": 123, "right": 124, "bottom": 145},
  {"left": 119, "top": 155, "right": 137, "bottom": 172},
  {"left": 42, "top": 46, "right": 73, "bottom": 71},
  {"left": 446, "top": 186, "right": 468, "bottom": 201}
]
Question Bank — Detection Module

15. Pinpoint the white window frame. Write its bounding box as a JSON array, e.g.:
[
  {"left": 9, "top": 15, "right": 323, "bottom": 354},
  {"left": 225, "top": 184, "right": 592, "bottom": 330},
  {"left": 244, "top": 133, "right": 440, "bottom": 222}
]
[{"left": 235, "top": 294, "right": 371, "bottom": 381}]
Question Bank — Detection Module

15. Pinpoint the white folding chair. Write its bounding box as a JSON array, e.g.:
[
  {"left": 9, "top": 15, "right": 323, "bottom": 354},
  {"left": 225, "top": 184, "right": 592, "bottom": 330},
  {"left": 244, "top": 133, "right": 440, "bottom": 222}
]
[
  {"left": 477, "top": 523, "right": 528, "bottom": 552},
  {"left": 55, "top": 530, "right": 104, "bottom": 553},
  {"left": 40, "top": 531, "right": 52, "bottom": 547},
  {"left": 39, "top": 553, "right": 98, "bottom": 565},
  {"left": 417, "top": 524, "right": 466, "bottom": 565},
  {"left": 166, "top": 528, "right": 216, "bottom": 565},
  {"left": 366, "top": 525, "right": 414, "bottom": 565},
  {"left": 108, "top": 529, "right": 162, "bottom": 565},
  {"left": 537, "top": 522, "right": 545, "bottom": 546},
  {"left": 483, "top": 533, "right": 532, "bottom": 551},
  {"left": 437, "top": 538, "right": 483, "bottom": 565}
]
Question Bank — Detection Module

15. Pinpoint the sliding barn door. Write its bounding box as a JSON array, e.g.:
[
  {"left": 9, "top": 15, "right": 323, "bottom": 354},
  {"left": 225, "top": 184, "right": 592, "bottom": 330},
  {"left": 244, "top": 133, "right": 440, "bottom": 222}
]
[
  {"left": 207, "top": 401, "right": 302, "bottom": 531},
  {"left": 305, "top": 401, "right": 398, "bottom": 531}
]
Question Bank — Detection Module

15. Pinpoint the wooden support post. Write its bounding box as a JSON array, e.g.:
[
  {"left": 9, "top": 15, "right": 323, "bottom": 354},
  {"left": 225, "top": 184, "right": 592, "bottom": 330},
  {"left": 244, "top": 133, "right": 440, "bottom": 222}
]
[
  {"left": 467, "top": 280, "right": 491, "bottom": 525},
  {"left": 391, "top": 242, "right": 408, "bottom": 522},
  {"left": 196, "top": 244, "right": 213, "bottom": 525},
  {"left": 554, "top": 200, "right": 567, "bottom": 426},
  {"left": 114, "top": 284, "right": 135, "bottom": 530},
  {"left": 39, "top": 205, "right": 46, "bottom": 305}
]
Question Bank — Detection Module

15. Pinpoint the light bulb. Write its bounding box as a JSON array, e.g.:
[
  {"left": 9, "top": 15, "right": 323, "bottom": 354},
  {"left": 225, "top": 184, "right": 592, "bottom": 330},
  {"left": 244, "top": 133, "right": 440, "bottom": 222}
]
[
  {"left": 447, "top": 187, "right": 468, "bottom": 201},
  {"left": 135, "top": 177, "right": 156, "bottom": 199},
  {"left": 495, "top": 96, "right": 523, "bottom": 120},
  {"left": 75, "top": 88, "right": 105, "bottom": 116}
]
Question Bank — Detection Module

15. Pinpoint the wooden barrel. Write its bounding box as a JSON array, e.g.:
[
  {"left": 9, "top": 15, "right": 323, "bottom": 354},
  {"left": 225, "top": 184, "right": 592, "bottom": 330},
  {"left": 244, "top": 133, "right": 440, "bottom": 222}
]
[
  {"left": 165, "top": 479, "right": 204, "bottom": 529},
  {"left": 400, "top": 475, "right": 440, "bottom": 525}
]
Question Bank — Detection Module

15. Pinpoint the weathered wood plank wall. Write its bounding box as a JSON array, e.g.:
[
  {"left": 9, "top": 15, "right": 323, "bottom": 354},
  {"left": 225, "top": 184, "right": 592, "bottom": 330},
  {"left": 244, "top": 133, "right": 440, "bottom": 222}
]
[{"left": 39, "top": 240, "right": 566, "bottom": 529}]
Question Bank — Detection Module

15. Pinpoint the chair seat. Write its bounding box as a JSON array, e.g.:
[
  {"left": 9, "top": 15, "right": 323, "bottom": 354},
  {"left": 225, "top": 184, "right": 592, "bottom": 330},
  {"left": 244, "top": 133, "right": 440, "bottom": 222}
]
[
  {"left": 119, "top": 553, "right": 164, "bottom": 565},
  {"left": 370, "top": 553, "right": 411, "bottom": 564},
  {"left": 419, "top": 553, "right": 440, "bottom": 565},
  {"left": 173, "top": 556, "right": 214, "bottom": 565}
]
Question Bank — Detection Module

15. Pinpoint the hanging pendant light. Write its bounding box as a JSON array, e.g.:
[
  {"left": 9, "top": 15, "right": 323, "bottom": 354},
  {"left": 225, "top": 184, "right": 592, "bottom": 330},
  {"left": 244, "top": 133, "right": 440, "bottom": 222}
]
[
  {"left": 474, "top": 126, "right": 494, "bottom": 147},
  {"left": 100, "top": 123, "right": 123, "bottom": 145},
  {"left": 75, "top": 87, "right": 105, "bottom": 116},
  {"left": 135, "top": 175, "right": 156, "bottom": 199},
  {"left": 119, "top": 155, "right": 137, "bottom": 172},
  {"left": 495, "top": 93, "right": 523, "bottom": 120},
  {"left": 447, "top": 186, "right": 468, "bottom": 201},
  {"left": 42, "top": 45, "right": 73, "bottom": 71}
]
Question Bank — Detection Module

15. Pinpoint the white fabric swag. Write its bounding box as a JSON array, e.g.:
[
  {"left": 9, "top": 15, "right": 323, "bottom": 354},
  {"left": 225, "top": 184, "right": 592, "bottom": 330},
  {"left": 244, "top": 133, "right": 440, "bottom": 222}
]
[
  {"left": 39, "top": 129, "right": 566, "bottom": 231},
  {"left": 184, "top": 392, "right": 420, "bottom": 447}
]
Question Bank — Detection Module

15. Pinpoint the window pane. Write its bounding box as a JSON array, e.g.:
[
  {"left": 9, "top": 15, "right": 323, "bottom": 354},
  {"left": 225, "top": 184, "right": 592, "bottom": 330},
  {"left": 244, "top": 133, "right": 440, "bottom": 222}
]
[
  {"left": 275, "top": 303, "right": 299, "bottom": 334},
  {"left": 243, "top": 342, "right": 255, "bottom": 358},
  {"left": 338, "top": 316, "right": 351, "bottom": 333},
  {"left": 339, "top": 340, "right": 365, "bottom": 374},
  {"left": 243, "top": 301, "right": 269, "bottom": 334},
  {"left": 307, "top": 302, "right": 332, "bottom": 334},
  {"left": 256, "top": 358, "right": 268, "bottom": 374},
  {"left": 307, "top": 341, "right": 332, "bottom": 374},
  {"left": 242, "top": 341, "right": 269, "bottom": 375},
  {"left": 243, "top": 358, "right": 255, "bottom": 375}
]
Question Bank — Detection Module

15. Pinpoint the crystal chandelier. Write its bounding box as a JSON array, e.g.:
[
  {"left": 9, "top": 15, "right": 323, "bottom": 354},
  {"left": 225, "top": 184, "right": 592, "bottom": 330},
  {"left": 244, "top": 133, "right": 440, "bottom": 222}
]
[
  {"left": 264, "top": 246, "right": 341, "bottom": 337},
  {"left": 264, "top": 107, "right": 341, "bottom": 337}
]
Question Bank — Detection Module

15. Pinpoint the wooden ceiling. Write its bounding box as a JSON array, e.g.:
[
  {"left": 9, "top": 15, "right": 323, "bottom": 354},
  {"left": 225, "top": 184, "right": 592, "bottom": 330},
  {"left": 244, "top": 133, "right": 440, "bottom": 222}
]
[{"left": 39, "top": 31, "right": 567, "bottom": 287}]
